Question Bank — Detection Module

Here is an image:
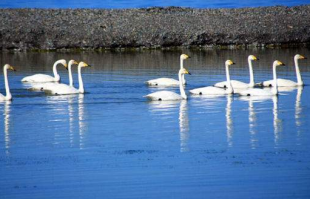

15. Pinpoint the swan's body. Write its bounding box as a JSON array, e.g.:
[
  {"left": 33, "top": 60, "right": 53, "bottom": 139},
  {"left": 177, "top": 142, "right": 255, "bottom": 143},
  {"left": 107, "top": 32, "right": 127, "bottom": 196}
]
[
  {"left": 190, "top": 60, "right": 235, "bottom": 95},
  {"left": 21, "top": 59, "right": 67, "bottom": 83},
  {"left": 214, "top": 55, "right": 258, "bottom": 89},
  {"left": 30, "top": 60, "right": 78, "bottom": 91},
  {"left": 45, "top": 62, "right": 90, "bottom": 95},
  {"left": 0, "top": 64, "right": 16, "bottom": 102},
  {"left": 146, "top": 54, "right": 189, "bottom": 86},
  {"left": 145, "top": 68, "right": 190, "bottom": 101},
  {"left": 240, "top": 61, "right": 285, "bottom": 96},
  {"left": 258, "top": 54, "right": 306, "bottom": 87}
]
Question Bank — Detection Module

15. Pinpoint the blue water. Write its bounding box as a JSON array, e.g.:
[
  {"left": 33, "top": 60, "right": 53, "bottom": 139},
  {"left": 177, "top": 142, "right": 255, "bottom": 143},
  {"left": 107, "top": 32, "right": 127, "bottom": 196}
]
[
  {"left": 0, "top": 48, "right": 310, "bottom": 198},
  {"left": 0, "top": 0, "right": 308, "bottom": 8}
]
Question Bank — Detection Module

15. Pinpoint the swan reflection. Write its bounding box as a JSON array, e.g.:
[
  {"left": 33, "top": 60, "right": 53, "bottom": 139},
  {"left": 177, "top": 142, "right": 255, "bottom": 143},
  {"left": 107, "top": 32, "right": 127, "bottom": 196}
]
[
  {"left": 68, "top": 96, "right": 75, "bottom": 146},
  {"left": 147, "top": 100, "right": 190, "bottom": 152},
  {"left": 3, "top": 101, "right": 11, "bottom": 155},
  {"left": 240, "top": 95, "right": 275, "bottom": 149},
  {"left": 226, "top": 95, "right": 233, "bottom": 147},
  {"left": 179, "top": 100, "right": 189, "bottom": 152},
  {"left": 295, "top": 87, "right": 303, "bottom": 128},
  {"left": 273, "top": 96, "right": 282, "bottom": 145},
  {"left": 79, "top": 94, "right": 86, "bottom": 149}
]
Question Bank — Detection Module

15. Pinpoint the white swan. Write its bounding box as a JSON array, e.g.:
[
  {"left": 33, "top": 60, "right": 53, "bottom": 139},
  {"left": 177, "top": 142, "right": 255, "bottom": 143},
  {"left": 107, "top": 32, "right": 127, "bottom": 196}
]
[
  {"left": 190, "top": 60, "right": 235, "bottom": 95},
  {"left": 21, "top": 59, "right": 67, "bottom": 83},
  {"left": 30, "top": 60, "right": 78, "bottom": 91},
  {"left": 146, "top": 54, "right": 190, "bottom": 86},
  {"left": 214, "top": 55, "right": 258, "bottom": 89},
  {"left": 239, "top": 61, "right": 285, "bottom": 96},
  {"left": 145, "top": 68, "right": 190, "bottom": 101},
  {"left": 45, "top": 62, "right": 91, "bottom": 95},
  {"left": 0, "top": 64, "right": 16, "bottom": 102},
  {"left": 259, "top": 54, "right": 306, "bottom": 87}
]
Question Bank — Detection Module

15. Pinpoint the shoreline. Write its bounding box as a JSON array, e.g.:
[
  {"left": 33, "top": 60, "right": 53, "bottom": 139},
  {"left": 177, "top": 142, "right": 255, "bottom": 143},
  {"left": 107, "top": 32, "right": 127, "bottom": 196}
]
[{"left": 0, "top": 6, "right": 310, "bottom": 51}]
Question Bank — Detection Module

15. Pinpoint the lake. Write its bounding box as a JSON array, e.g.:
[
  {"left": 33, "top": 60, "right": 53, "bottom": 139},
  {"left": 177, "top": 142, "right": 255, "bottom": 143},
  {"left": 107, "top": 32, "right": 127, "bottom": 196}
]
[
  {"left": 0, "top": 0, "right": 308, "bottom": 9},
  {"left": 0, "top": 48, "right": 310, "bottom": 198}
]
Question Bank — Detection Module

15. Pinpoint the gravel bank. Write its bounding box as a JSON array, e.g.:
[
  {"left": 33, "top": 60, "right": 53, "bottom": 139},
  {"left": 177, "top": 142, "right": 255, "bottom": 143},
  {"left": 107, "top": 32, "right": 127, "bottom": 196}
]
[{"left": 0, "top": 6, "right": 310, "bottom": 51}]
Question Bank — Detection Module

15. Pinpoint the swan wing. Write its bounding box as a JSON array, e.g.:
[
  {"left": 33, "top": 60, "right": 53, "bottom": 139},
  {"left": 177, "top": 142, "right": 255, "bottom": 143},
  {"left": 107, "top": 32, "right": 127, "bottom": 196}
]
[
  {"left": 145, "top": 91, "right": 182, "bottom": 101},
  {"left": 21, "top": 74, "right": 56, "bottom": 83},
  {"left": 259, "top": 79, "right": 297, "bottom": 87},
  {"left": 29, "top": 83, "right": 59, "bottom": 91},
  {"left": 190, "top": 86, "right": 226, "bottom": 95},
  {"left": 146, "top": 78, "right": 180, "bottom": 86},
  {"left": 239, "top": 88, "right": 273, "bottom": 96},
  {"left": 46, "top": 84, "right": 79, "bottom": 95},
  {"left": 214, "top": 80, "right": 249, "bottom": 88}
]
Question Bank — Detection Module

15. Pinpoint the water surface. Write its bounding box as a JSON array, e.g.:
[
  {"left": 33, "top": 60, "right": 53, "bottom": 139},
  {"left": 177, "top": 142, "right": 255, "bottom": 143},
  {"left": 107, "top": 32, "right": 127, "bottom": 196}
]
[
  {"left": 0, "top": 0, "right": 308, "bottom": 8},
  {"left": 0, "top": 48, "right": 310, "bottom": 198}
]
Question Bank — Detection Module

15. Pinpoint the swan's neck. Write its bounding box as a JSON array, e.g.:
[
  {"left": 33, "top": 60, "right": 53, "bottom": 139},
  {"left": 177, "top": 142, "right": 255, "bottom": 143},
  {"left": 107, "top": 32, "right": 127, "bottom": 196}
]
[
  {"left": 272, "top": 64, "right": 278, "bottom": 95},
  {"left": 248, "top": 59, "right": 255, "bottom": 87},
  {"left": 3, "top": 67, "right": 12, "bottom": 100},
  {"left": 180, "top": 58, "right": 184, "bottom": 69},
  {"left": 180, "top": 58, "right": 186, "bottom": 84},
  {"left": 179, "top": 72, "right": 187, "bottom": 99},
  {"left": 68, "top": 64, "right": 73, "bottom": 87},
  {"left": 225, "top": 64, "right": 234, "bottom": 94},
  {"left": 78, "top": 66, "right": 84, "bottom": 93},
  {"left": 53, "top": 61, "right": 60, "bottom": 81},
  {"left": 294, "top": 58, "right": 303, "bottom": 86}
]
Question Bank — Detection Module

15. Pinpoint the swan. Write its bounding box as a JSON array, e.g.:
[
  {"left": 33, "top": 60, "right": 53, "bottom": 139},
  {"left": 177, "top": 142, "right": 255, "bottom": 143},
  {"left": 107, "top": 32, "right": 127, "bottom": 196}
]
[
  {"left": 258, "top": 54, "right": 306, "bottom": 87},
  {"left": 214, "top": 55, "right": 258, "bottom": 89},
  {"left": 45, "top": 62, "right": 91, "bottom": 95},
  {"left": 21, "top": 59, "right": 67, "bottom": 83},
  {"left": 0, "top": 64, "right": 16, "bottom": 102},
  {"left": 190, "top": 60, "right": 235, "bottom": 95},
  {"left": 30, "top": 60, "right": 78, "bottom": 91},
  {"left": 146, "top": 54, "right": 190, "bottom": 86},
  {"left": 239, "top": 61, "right": 285, "bottom": 96},
  {"left": 145, "top": 68, "right": 191, "bottom": 101}
]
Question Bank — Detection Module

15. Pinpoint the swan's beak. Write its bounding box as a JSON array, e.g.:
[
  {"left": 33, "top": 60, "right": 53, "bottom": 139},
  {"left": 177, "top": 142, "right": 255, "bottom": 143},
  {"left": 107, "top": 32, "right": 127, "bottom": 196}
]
[
  {"left": 278, "top": 62, "right": 285, "bottom": 66},
  {"left": 232, "top": 62, "right": 236, "bottom": 65},
  {"left": 74, "top": 61, "right": 79, "bottom": 65},
  {"left": 301, "top": 55, "right": 307, "bottom": 59},
  {"left": 87, "top": 64, "right": 92, "bottom": 67},
  {"left": 188, "top": 71, "right": 191, "bottom": 75},
  {"left": 9, "top": 66, "right": 16, "bottom": 71},
  {"left": 187, "top": 56, "right": 191, "bottom": 59}
]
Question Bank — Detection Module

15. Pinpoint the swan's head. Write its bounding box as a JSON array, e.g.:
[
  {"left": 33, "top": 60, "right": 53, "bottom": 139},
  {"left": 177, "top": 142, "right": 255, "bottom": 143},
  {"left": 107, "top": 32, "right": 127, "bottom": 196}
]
[
  {"left": 68, "top": 60, "right": 79, "bottom": 66},
  {"left": 274, "top": 60, "right": 285, "bottom": 67},
  {"left": 78, "top": 62, "right": 91, "bottom": 68},
  {"left": 225, "top": 60, "right": 235, "bottom": 66},
  {"left": 295, "top": 54, "right": 307, "bottom": 60},
  {"left": 180, "top": 54, "right": 190, "bottom": 60},
  {"left": 180, "top": 68, "right": 191, "bottom": 75},
  {"left": 4, "top": 64, "right": 16, "bottom": 71},
  {"left": 248, "top": 55, "right": 258, "bottom": 61},
  {"left": 58, "top": 59, "right": 68, "bottom": 68},
  {"left": 66, "top": 60, "right": 78, "bottom": 70}
]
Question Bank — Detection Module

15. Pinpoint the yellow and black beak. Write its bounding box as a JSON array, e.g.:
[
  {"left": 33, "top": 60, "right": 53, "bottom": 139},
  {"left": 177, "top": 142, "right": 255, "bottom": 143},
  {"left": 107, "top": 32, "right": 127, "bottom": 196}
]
[{"left": 9, "top": 66, "right": 16, "bottom": 71}]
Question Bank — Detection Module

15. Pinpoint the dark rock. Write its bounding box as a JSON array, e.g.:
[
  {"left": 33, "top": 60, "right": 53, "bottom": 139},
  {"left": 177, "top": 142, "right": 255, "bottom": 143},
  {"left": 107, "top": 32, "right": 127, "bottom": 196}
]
[{"left": 0, "top": 6, "right": 310, "bottom": 51}]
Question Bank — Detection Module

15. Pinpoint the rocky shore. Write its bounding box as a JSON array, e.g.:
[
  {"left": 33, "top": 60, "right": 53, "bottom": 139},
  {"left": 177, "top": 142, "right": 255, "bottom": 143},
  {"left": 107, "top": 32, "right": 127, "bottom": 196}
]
[{"left": 0, "top": 5, "right": 310, "bottom": 51}]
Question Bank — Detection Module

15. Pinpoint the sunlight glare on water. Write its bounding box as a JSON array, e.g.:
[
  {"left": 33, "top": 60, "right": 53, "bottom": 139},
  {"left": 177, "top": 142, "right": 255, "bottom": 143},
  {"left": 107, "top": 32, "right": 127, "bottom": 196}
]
[{"left": 0, "top": 48, "right": 310, "bottom": 198}]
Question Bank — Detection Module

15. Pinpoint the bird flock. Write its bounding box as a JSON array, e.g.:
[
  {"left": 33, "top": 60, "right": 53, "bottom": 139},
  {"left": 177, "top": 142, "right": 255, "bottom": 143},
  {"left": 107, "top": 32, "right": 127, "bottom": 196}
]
[
  {"left": 145, "top": 54, "right": 307, "bottom": 101},
  {"left": 0, "top": 53, "right": 307, "bottom": 102}
]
